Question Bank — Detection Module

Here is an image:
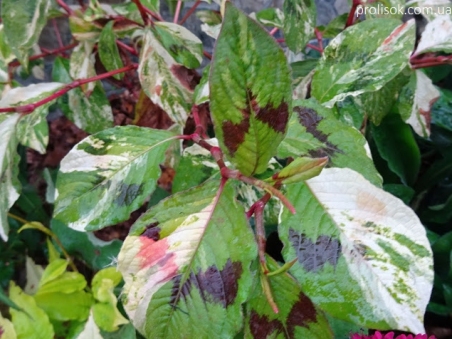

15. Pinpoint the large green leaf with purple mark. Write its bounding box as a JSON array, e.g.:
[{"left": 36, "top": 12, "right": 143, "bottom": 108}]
[
  {"left": 277, "top": 99, "right": 382, "bottom": 186},
  {"left": 117, "top": 179, "right": 258, "bottom": 339},
  {"left": 311, "top": 19, "right": 415, "bottom": 107},
  {"left": 53, "top": 126, "right": 177, "bottom": 232},
  {"left": 244, "top": 256, "right": 333, "bottom": 339},
  {"left": 209, "top": 2, "right": 292, "bottom": 176},
  {"left": 283, "top": 0, "right": 317, "bottom": 54},
  {"left": 279, "top": 167, "right": 433, "bottom": 333}
]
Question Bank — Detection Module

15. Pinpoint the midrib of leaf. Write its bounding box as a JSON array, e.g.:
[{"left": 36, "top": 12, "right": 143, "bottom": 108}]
[
  {"left": 60, "top": 134, "right": 178, "bottom": 211},
  {"left": 162, "top": 180, "right": 227, "bottom": 338}
]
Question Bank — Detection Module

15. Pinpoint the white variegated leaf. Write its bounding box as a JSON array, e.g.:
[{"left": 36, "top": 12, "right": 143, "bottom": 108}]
[
  {"left": 283, "top": 0, "right": 317, "bottom": 54},
  {"left": 70, "top": 41, "right": 96, "bottom": 92},
  {"left": 0, "top": 113, "right": 21, "bottom": 241},
  {"left": 279, "top": 168, "right": 433, "bottom": 333},
  {"left": 414, "top": 15, "right": 452, "bottom": 55}
]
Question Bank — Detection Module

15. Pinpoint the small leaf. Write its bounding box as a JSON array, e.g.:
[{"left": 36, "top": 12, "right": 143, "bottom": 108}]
[
  {"left": 312, "top": 19, "right": 415, "bottom": 107},
  {"left": 0, "top": 113, "right": 21, "bottom": 241},
  {"left": 210, "top": 2, "right": 292, "bottom": 175},
  {"left": 38, "top": 259, "right": 68, "bottom": 287},
  {"left": 266, "top": 156, "right": 327, "bottom": 184},
  {"left": 53, "top": 126, "right": 177, "bottom": 232},
  {"left": 277, "top": 99, "right": 382, "bottom": 186},
  {"left": 1, "top": 0, "right": 51, "bottom": 68},
  {"left": 283, "top": 0, "right": 317, "bottom": 53},
  {"left": 99, "top": 21, "right": 124, "bottom": 80},
  {"left": 118, "top": 180, "right": 258, "bottom": 338},
  {"left": 9, "top": 282, "right": 54, "bottom": 339},
  {"left": 279, "top": 168, "right": 433, "bottom": 333},
  {"left": 244, "top": 256, "right": 333, "bottom": 339},
  {"left": 397, "top": 70, "right": 440, "bottom": 137}
]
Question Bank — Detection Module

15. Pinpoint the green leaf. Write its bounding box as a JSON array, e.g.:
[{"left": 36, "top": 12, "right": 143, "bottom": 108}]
[
  {"left": 117, "top": 179, "right": 258, "bottom": 338},
  {"left": 140, "top": 0, "right": 159, "bottom": 13},
  {"left": 210, "top": 2, "right": 292, "bottom": 176},
  {"left": 0, "top": 286, "right": 22, "bottom": 312},
  {"left": 254, "top": 8, "right": 284, "bottom": 28},
  {"left": 52, "top": 56, "right": 114, "bottom": 134},
  {"left": 1, "top": 0, "right": 51, "bottom": 68},
  {"left": 92, "top": 267, "right": 123, "bottom": 297},
  {"left": 431, "top": 88, "right": 452, "bottom": 131},
  {"left": 397, "top": 70, "right": 440, "bottom": 137},
  {"left": 370, "top": 114, "right": 421, "bottom": 186},
  {"left": 92, "top": 300, "right": 128, "bottom": 332},
  {"left": 414, "top": 15, "right": 452, "bottom": 55},
  {"left": 277, "top": 99, "right": 382, "bottom": 186},
  {"left": 283, "top": 0, "right": 317, "bottom": 54},
  {"left": 37, "top": 271, "right": 87, "bottom": 295},
  {"left": 138, "top": 28, "right": 194, "bottom": 126},
  {"left": 152, "top": 22, "right": 203, "bottom": 69},
  {"left": 193, "top": 65, "right": 210, "bottom": 105},
  {"left": 34, "top": 290, "right": 92, "bottom": 321},
  {"left": 101, "top": 323, "right": 137, "bottom": 339},
  {"left": 311, "top": 19, "right": 415, "bottom": 107},
  {"left": 317, "top": 13, "right": 348, "bottom": 38},
  {"left": 38, "top": 259, "right": 68, "bottom": 287},
  {"left": 53, "top": 126, "right": 177, "bottom": 232},
  {"left": 279, "top": 168, "right": 433, "bottom": 333},
  {"left": 9, "top": 281, "right": 54, "bottom": 339},
  {"left": 266, "top": 156, "right": 327, "bottom": 184},
  {"left": 244, "top": 256, "right": 333, "bottom": 339},
  {"left": 51, "top": 219, "right": 122, "bottom": 271},
  {"left": 98, "top": 21, "right": 124, "bottom": 80},
  {"left": 0, "top": 113, "right": 21, "bottom": 241}
]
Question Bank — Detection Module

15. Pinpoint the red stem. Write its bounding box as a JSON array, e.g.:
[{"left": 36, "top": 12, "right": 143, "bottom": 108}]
[
  {"left": 314, "top": 28, "right": 324, "bottom": 52},
  {"left": 9, "top": 42, "right": 78, "bottom": 68},
  {"left": 345, "top": 0, "right": 361, "bottom": 28},
  {"left": 203, "top": 51, "right": 212, "bottom": 60},
  {"left": 179, "top": 0, "right": 202, "bottom": 25},
  {"left": 410, "top": 54, "right": 452, "bottom": 69},
  {"left": 307, "top": 44, "right": 323, "bottom": 53},
  {"left": 56, "top": 0, "right": 73, "bottom": 15},
  {"left": 116, "top": 40, "right": 139, "bottom": 56},
  {"left": 254, "top": 201, "right": 268, "bottom": 274},
  {"left": 174, "top": 1, "right": 183, "bottom": 23},
  {"left": 0, "top": 64, "right": 138, "bottom": 114},
  {"left": 52, "top": 19, "right": 64, "bottom": 50},
  {"left": 142, "top": 6, "right": 163, "bottom": 21},
  {"left": 131, "top": 0, "right": 151, "bottom": 25}
]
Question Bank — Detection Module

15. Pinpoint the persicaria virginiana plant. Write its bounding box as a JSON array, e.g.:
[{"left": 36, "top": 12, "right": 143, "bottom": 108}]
[{"left": 1, "top": 0, "right": 451, "bottom": 338}]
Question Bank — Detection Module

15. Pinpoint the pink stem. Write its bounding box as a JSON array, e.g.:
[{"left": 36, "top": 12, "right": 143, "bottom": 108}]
[
  {"left": 179, "top": 0, "right": 201, "bottom": 25},
  {"left": 9, "top": 42, "right": 78, "bottom": 67},
  {"left": 52, "top": 19, "right": 64, "bottom": 50},
  {"left": 0, "top": 64, "right": 138, "bottom": 114},
  {"left": 314, "top": 28, "right": 324, "bottom": 52},
  {"left": 345, "top": 0, "right": 361, "bottom": 28},
  {"left": 173, "top": 1, "right": 183, "bottom": 23},
  {"left": 269, "top": 27, "right": 279, "bottom": 36},
  {"left": 307, "top": 43, "right": 323, "bottom": 53},
  {"left": 131, "top": 0, "right": 151, "bottom": 25},
  {"left": 56, "top": 0, "right": 73, "bottom": 15},
  {"left": 116, "top": 40, "right": 139, "bottom": 56}
]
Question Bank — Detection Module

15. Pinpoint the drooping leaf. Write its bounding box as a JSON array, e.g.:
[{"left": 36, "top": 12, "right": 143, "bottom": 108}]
[
  {"left": 266, "top": 156, "right": 328, "bottom": 185},
  {"left": 151, "top": 22, "right": 203, "bottom": 69},
  {"left": 117, "top": 179, "right": 258, "bottom": 338},
  {"left": 52, "top": 56, "right": 114, "bottom": 134},
  {"left": 53, "top": 126, "right": 177, "bottom": 232},
  {"left": 98, "top": 21, "right": 124, "bottom": 80},
  {"left": 0, "top": 113, "right": 21, "bottom": 241},
  {"left": 277, "top": 99, "right": 382, "bottom": 186},
  {"left": 311, "top": 19, "right": 415, "bottom": 107},
  {"left": 9, "top": 282, "right": 54, "bottom": 339},
  {"left": 1, "top": 0, "right": 51, "bottom": 68},
  {"left": 279, "top": 168, "right": 433, "bottom": 333},
  {"left": 244, "top": 256, "right": 333, "bottom": 339},
  {"left": 397, "top": 70, "right": 440, "bottom": 137},
  {"left": 370, "top": 114, "right": 421, "bottom": 186},
  {"left": 138, "top": 28, "right": 195, "bottom": 127},
  {"left": 283, "top": 0, "right": 317, "bottom": 54},
  {"left": 210, "top": 2, "right": 292, "bottom": 176}
]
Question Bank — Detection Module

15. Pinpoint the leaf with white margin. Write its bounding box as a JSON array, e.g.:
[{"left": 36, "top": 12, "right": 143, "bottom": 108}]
[
  {"left": 405, "top": 0, "right": 452, "bottom": 21},
  {"left": 0, "top": 82, "right": 64, "bottom": 153},
  {"left": 70, "top": 41, "right": 96, "bottom": 93},
  {"left": 277, "top": 99, "right": 382, "bottom": 186},
  {"left": 117, "top": 179, "right": 258, "bottom": 339},
  {"left": 279, "top": 167, "right": 433, "bottom": 333},
  {"left": 397, "top": 70, "right": 440, "bottom": 137},
  {"left": 139, "top": 28, "right": 194, "bottom": 126},
  {"left": 0, "top": 113, "right": 21, "bottom": 241},
  {"left": 1, "top": 0, "right": 51, "bottom": 68},
  {"left": 311, "top": 19, "right": 415, "bottom": 107},
  {"left": 53, "top": 126, "right": 177, "bottom": 232},
  {"left": 283, "top": 0, "right": 317, "bottom": 54},
  {"left": 414, "top": 15, "right": 452, "bottom": 55}
]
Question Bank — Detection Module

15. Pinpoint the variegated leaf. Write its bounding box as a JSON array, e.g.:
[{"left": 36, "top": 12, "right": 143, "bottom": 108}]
[
  {"left": 405, "top": 0, "right": 452, "bottom": 21},
  {"left": 53, "top": 126, "right": 177, "bottom": 232},
  {"left": 277, "top": 99, "right": 382, "bottom": 186},
  {"left": 70, "top": 41, "right": 96, "bottom": 92},
  {"left": 414, "top": 15, "right": 452, "bottom": 55},
  {"left": 98, "top": 21, "right": 123, "bottom": 80},
  {"left": 210, "top": 2, "right": 292, "bottom": 176},
  {"left": 283, "top": 0, "right": 317, "bottom": 54},
  {"left": 279, "top": 168, "right": 433, "bottom": 333},
  {"left": 311, "top": 19, "right": 415, "bottom": 107},
  {"left": 0, "top": 113, "right": 21, "bottom": 241},
  {"left": 118, "top": 179, "right": 258, "bottom": 339},
  {"left": 1, "top": 0, "right": 51, "bottom": 68},
  {"left": 398, "top": 70, "right": 440, "bottom": 137},
  {"left": 244, "top": 256, "right": 333, "bottom": 339},
  {"left": 139, "top": 28, "right": 194, "bottom": 126}
]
